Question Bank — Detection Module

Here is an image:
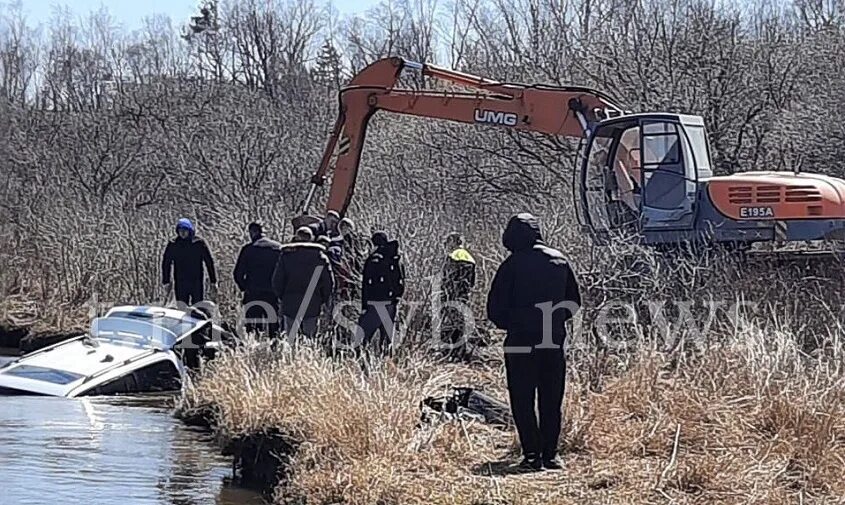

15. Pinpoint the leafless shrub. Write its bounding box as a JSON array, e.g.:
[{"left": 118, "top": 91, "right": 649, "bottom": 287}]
[{"left": 3, "top": 1, "right": 845, "bottom": 501}]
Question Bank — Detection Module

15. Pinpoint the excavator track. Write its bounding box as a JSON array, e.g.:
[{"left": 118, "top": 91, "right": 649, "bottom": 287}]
[{"left": 739, "top": 246, "right": 845, "bottom": 280}]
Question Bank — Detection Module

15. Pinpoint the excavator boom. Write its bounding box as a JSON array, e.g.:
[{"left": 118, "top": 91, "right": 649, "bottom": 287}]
[
  {"left": 305, "top": 56, "right": 845, "bottom": 259},
  {"left": 305, "top": 57, "right": 623, "bottom": 214}
]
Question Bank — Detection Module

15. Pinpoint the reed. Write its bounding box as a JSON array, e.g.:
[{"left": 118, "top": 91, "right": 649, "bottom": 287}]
[{"left": 182, "top": 314, "right": 845, "bottom": 504}]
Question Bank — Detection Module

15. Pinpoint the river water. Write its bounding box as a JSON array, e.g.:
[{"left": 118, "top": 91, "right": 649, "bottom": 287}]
[{"left": 0, "top": 355, "right": 265, "bottom": 505}]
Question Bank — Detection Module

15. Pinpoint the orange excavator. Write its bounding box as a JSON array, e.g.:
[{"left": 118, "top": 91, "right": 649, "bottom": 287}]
[{"left": 304, "top": 57, "right": 845, "bottom": 250}]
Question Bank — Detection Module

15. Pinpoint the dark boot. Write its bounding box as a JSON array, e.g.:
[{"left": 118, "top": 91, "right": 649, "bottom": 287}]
[
  {"left": 543, "top": 456, "right": 563, "bottom": 470},
  {"left": 518, "top": 454, "right": 543, "bottom": 472}
]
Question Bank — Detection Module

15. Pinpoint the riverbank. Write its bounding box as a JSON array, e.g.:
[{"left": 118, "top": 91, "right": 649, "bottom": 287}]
[
  {"left": 0, "top": 322, "right": 83, "bottom": 355},
  {"left": 178, "top": 328, "right": 845, "bottom": 505}
]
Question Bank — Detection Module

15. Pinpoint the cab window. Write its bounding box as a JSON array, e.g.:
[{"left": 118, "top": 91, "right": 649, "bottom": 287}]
[
  {"left": 684, "top": 125, "right": 712, "bottom": 178},
  {"left": 642, "top": 122, "right": 680, "bottom": 165}
]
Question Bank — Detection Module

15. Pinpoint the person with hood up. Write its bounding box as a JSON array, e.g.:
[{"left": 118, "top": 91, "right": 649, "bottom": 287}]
[
  {"left": 272, "top": 226, "right": 334, "bottom": 339},
  {"left": 162, "top": 218, "right": 217, "bottom": 305},
  {"left": 357, "top": 231, "right": 405, "bottom": 353},
  {"left": 486, "top": 213, "right": 581, "bottom": 472},
  {"left": 233, "top": 222, "right": 283, "bottom": 336}
]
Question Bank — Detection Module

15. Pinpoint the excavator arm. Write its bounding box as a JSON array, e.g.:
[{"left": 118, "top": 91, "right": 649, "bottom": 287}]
[{"left": 304, "top": 57, "right": 624, "bottom": 215}]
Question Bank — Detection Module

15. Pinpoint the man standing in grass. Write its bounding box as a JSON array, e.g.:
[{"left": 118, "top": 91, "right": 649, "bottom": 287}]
[
  {"left": 162, "top": 218, "right": 217, "bottom": 306},
  {"left": 358, "top": 231, "right": 405, "bottom": 354},
  {"left": 272, "top": 226, "right": 334, "bottom": 339},
  {"left": 486, "top": 213, "right": 581, "bottom": 472},
  {"left": 233, "top": 222, "right": 283, "bottom": 336},
  {"left": 440, "top": 232, "right": 477, "bottom": 361}
]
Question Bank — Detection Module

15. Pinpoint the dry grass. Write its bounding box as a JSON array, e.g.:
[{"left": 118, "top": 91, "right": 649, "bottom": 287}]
[{"left": 181, "top": 318, "right": 845, "bottom": 505}]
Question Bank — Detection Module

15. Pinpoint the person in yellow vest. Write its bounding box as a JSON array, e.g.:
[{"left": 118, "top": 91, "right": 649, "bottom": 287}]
[{"left": 441, "top": 232, "right": 477, "bottom": 360}]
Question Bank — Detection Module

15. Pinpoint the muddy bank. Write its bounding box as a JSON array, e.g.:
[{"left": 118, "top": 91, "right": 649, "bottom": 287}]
[
  {"left": 176, "top": 407, "right": 293, "bottom": 499},
  {"left": 21, "top": 329, "right": 81, "bottom": 352},
  {"left": 221, "top": 432, "right": 296, "bottom": 497},
  {"left": 0, "top": 322, "right": 29, "bottom": 349},
  {"left": 0, "top": 322, "right": 80, "bottom": 354}
]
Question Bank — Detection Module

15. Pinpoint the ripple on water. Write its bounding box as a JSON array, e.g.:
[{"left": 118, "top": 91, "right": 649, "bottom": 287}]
[{"left": 0, "top": 395, "right": 266, "bottom": 505}]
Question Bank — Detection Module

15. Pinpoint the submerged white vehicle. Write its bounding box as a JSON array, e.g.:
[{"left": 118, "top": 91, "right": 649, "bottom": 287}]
[{"left": 0, "top": 305, "right": 230, "bottom": 397}]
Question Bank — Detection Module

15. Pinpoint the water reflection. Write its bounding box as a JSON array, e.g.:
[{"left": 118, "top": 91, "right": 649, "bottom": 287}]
[{"left": 0, "top": 395, "right": 265, "bottom": 505}]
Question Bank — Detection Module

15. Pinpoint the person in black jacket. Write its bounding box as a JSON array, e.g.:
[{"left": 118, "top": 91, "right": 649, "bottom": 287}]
[
  {"left": 440, "top": 232, "right": 477, "bottom": 361},
  {"left": 233, "top": 222, "right": 283, "bottom": 336},
  {"left": 162, "top": 218, "right": 217, "bottom": 306},
  {"left": 357, "top": 231, "right": 405, "bottom": 354},
  {"left": 486, "top": 213, "right": 581, "bottom": 472},
  {"left": 272, "top": 226, "right": 334, "bottom": 339}
]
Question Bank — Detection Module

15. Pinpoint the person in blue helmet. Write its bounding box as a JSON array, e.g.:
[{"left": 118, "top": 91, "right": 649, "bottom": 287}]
[{"left": 162, "top": 218, "right": 217, "bottom": 305}]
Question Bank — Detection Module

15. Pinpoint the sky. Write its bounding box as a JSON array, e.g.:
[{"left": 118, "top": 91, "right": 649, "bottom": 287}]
[{"left": 11, "top": 0, "right": 381, "bottom": 30}]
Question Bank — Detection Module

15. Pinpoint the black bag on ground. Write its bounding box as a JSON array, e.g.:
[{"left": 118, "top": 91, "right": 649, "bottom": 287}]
[{"left": 421, "top": 387, "right": 512, "bottom": 427}]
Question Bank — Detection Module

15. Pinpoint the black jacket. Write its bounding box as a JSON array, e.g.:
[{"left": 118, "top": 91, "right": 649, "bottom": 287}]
[
  {"left": 486, "top": 214, "right": 581, "bottom": 347},
  {"left": 233, "top": 236, "right": 283, "bottom": 295},
  {"left": 162, "top": 236, "right": 217, "bottom": 287},
  {"left": 272, "top": 243, "right": 334, "bottom": 318},
  {"left": 362, "top": 240, "right": 405, "bottom": 306}
]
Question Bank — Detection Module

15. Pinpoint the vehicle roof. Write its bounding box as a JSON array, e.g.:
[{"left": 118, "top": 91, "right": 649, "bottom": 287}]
[
  {"left": 0, "top": 337, "right": 166, "bottom": 396},
  {"left": 598, "top": 112, "right": 705, "bottom": 128},
  {"left": 105, "top": 305, "right": 204, "bottom": 322},
  {"left": 0, "top": 304, "right": 202, "bottom": 397}
]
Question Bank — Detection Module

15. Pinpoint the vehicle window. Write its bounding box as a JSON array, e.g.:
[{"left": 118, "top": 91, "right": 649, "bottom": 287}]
[
  {"left": 80, "top": 360, "right": 180, "bottom": 396},
  {"left": 83, "top": 373, "right": 138, "bottom": 396},
  {"left": 4, "top": 365, "right": 83, "bottom": 385},
  {"left": 685, "top": 125, "right": 712, "bottom": 177},
  {"left": 0, "top": 386, "right": 46, "bottom": 395},
  {"left": 643, "top": 122, "right": 675, "bottom": 134},
  {"left": 134, "top": 360, "right": 181, "bottom": 392},
  {"left": 92, "top": 316, "right": 189, "bottom": 349},
  {"left": 586, "top": 135, "right": 612, "bottom": 182},
  {"left": 643, "top": 123, "right": 680, "bottom": 165},
  {"left": 107, "top": 311, "right": 197, "bottom": 337},
  {"left": 612, "top": 126, "right": 642, "bottom": 188},
  {"left": 583, "top": 135, "right": 613, "bottom": 230}
]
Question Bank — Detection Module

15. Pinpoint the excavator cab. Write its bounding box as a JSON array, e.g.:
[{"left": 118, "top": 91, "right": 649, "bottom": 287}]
[{"left": 578, "top": 113, "right": 712, "bottom": 244}]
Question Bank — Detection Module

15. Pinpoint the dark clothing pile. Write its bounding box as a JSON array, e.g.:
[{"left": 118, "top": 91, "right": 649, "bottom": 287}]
[
  {"left": 234, "top": 235, "right": 283, "bottom": 335},
  {"left": 272, "top": 243, "right": 334, "bottom": 319},
  {"left": 162, "top": 223, "right": 217, "bottom": 306},
  {"left": 485, "top": 213, "right": 581, "bottom": 462}
]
